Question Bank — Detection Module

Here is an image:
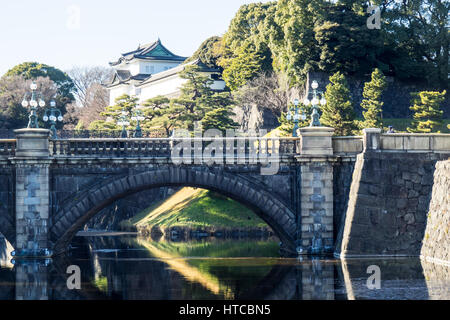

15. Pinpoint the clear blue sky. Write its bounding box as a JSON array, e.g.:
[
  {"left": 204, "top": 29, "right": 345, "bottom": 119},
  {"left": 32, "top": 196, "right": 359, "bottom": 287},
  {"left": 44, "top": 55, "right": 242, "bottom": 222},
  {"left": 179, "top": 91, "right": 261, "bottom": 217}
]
[{"left": 0, "top": 0, "right": 270, "bottom": 76}]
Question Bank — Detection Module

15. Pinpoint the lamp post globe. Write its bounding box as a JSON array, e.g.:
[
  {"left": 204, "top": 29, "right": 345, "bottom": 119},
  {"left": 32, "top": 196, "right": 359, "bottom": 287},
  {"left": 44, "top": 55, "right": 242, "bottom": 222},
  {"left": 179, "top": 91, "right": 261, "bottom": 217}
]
[
  {"left": 22, "top": 81, "right": 45, "bottom": 128},
  {"left": 42, "top": 99, "right": 63, "bottom": 139}
]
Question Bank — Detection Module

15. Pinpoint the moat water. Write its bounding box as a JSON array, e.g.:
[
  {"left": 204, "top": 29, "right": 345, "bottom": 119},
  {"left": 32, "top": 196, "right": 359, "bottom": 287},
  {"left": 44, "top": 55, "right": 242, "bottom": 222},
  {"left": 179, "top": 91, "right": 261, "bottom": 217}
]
[{"left": 0, "top": 234, "right": 449, "bottom": 300}]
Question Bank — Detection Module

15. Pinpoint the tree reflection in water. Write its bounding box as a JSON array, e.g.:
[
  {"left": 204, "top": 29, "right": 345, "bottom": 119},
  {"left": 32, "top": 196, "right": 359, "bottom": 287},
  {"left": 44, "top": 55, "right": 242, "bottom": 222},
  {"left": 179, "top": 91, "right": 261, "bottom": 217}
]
[{"left": 0, "top": 235, "right": 449, "bottom": 300}]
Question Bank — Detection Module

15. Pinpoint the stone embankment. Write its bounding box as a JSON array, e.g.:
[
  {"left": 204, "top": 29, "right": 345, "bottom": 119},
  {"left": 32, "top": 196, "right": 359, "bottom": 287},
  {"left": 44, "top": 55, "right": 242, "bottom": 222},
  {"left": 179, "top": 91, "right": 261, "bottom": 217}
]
[
  {"left": 337, "top": 152, "right": 448, "bottom": 257},
  {"left": 421, "top": 160, "right": 450, "bottom": 265},
  {"left": 138, "top": 225, "right": 275, "bottom": 241}
]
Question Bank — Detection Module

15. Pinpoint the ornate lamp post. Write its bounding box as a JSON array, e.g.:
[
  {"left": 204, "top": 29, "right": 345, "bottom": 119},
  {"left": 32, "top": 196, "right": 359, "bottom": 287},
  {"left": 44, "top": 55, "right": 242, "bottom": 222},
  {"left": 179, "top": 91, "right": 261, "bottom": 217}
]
[
  {"left": 43, "top": 100, "right": 63, "bottom": 139},
  {"left": 21, "top": 82, "right": 46, "bottom": 128},
  {"left": 303, "top": 80, "right": 327, "bottom": 127},
  {"left": 117, "top": 110, "right": 130, "bottom": 138},
  {"left": 286, "top": 98, "right": 307, "bottom": 137},
  {"left": 131, "top": 106, "right": 145, "bottom": 138}
]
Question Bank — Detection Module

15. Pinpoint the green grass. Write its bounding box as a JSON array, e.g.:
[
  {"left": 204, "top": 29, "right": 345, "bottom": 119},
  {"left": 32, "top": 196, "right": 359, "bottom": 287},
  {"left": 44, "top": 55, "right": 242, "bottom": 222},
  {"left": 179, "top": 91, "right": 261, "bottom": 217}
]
[
  {"left": 130, "top": 187, "right": 269, "bottom": 230},
  {"left": 380, "top": 118, "right": 450, "bottom": 133},
  {"left": 142, "top": 238, "right": 280, "bottom": 258},
  {"left": 93, "top": 277, "right": 108, "bottom": 292}
]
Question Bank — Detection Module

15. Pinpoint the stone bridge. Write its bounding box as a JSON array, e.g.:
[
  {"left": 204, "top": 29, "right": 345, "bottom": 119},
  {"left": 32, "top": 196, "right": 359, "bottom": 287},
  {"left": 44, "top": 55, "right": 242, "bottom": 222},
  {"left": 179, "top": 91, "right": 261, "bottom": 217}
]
[{"left": 0, "top": 127, "right": 449, "bottom": 258}]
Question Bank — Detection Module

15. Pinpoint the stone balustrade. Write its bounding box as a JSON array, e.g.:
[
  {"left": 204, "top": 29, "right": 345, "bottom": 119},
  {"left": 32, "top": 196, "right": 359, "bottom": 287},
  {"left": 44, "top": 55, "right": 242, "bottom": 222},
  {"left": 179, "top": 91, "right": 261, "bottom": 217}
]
[
  {"left": 380, "top": 134, "right": 450, "bottom": 152},
  {"left": 3, "top": 133, "right": 450, "bottom": 161},
  {"left": 0, "top": 139, "right": 16, "bottom": 158},
  {"left": 332, "top": 136, "right": 363, "bottom": 155},
  {"left": 48, "top": 137, "right": 299, "bottom": 160}
]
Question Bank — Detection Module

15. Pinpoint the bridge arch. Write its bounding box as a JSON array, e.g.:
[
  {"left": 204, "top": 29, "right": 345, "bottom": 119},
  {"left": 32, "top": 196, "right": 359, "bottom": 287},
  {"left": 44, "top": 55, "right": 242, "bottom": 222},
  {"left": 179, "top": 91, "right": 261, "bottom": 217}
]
[{"left": 51, "top": 167, "right": 297, "bottom": 255}]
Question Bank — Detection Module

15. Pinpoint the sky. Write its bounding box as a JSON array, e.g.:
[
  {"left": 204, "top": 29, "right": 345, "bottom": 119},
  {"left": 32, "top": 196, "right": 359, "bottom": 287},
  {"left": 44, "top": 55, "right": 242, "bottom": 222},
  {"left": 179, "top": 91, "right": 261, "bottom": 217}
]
[{"left": 0, "top": 0, "right": 271, "bottom": 76}]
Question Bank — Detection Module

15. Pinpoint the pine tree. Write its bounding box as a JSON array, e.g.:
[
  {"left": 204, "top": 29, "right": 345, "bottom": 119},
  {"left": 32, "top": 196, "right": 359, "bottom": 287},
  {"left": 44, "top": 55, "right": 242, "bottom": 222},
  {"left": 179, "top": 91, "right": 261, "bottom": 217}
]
[
  {"left": 407, "top": 90, "right": 446, "bottom": 133},
  {"left": 361, "top": 68, "right": 387, "bottom": 129},
  {"left": 141, "top": 95, "right": 172, "bottom": 135},
  {"left": 100, "top": 94, "right": 138, "bottom": 127},
  {"left": 221, "top": 42, "right": 263, "bottom": 91},
  {"left": 141, "top": 65, "right": 235, "bottom": 134},
  {"left": 321, "top": 72, "right": 356, "bottom": 136},
  {"left": 202, "top": 108, "right": 238, "bottom": 133}
]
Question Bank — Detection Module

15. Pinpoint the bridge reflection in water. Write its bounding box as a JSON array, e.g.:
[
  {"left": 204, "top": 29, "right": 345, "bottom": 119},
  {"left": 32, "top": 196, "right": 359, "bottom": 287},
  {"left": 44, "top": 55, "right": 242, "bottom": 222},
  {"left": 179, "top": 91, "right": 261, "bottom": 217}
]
[{"left": 1, "top": 235, "right": 450, "bottom": 300}]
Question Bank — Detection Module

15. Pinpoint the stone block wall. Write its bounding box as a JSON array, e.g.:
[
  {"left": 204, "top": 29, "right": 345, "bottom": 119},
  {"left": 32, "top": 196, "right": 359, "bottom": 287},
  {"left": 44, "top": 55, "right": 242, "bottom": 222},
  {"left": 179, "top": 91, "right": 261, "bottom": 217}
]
[
  {"left": 421, "top": 260, "right": 450, "bottom": 299},
  {"left": 421, "top": 160, "right": 450, "bottom": 265},
  {"left": 0, "top": 167, "right": 15, "bottom": 245},
  {"left": 338, "top": 152, "right": 449, "bottom": 257},
  {"left": 333, "top": 159, "right": 355, "bottom": 243},
  {"left": 299, "top": 258, "right": 335, "bottom": 300},
  {"left": 299, "top": 161, "right": 334, "bottom": 254},
  {"left": 15, "top": 163, "right": 50, "bottom": 251}
]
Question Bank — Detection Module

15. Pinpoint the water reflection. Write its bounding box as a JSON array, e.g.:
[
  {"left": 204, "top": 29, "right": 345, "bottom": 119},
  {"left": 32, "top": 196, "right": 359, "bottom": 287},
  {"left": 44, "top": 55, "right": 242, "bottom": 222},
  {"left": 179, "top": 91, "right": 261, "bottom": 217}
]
[{"left": 0, "top": 235, "right": 449, "bottom": 300}]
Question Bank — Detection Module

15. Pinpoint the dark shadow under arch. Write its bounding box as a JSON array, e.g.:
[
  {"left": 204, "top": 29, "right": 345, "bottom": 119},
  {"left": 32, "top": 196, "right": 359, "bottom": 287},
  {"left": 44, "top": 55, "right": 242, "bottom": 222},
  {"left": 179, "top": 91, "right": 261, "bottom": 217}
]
[{"left": 51, "top": 167, "right": 297, "bottom": 255}]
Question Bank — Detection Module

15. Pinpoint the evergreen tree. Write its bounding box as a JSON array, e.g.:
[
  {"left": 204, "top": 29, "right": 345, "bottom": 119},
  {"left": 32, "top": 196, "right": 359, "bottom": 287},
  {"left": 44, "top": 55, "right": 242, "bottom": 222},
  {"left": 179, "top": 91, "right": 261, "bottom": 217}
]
[
  {"left": 91, "top": 94, "right": 138, "bottom": 131},
  {"left": 321, "top": 72, "right": 356, "bottom": 135},
  {"left": 314, "top": 2, "right": 386, "bottom": 76},
  {"left": 217, "top": 1, "right": 275, "bottom": 89},
  {"left": 142, "top": 65, "right": 235, "bottom": 134},
  {"left": 361, "top": 68, "right": 387, "bottom": 129},
  {"left": 88, "top": 120, "right": 118, "bottom": 131},
  {"left": 202, "top": 108, "right": 238, "bottom": 132},
  {"left": 140, "top": 95, "right": 172, "bottom": 135},
  {"left": 407, "top": 90, "right": 446, "bottom": 133},
  {"left": 185, "top": 36, "right": 223, "bottom": 69},
  {"left": 221, "top": 42, "right": 263, "bottom": 91}
]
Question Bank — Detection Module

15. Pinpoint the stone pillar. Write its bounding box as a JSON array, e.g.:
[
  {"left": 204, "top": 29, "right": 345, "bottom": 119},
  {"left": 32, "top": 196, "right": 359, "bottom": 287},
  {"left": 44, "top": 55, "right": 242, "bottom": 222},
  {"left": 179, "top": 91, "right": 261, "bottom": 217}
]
[
  {"left": 15, "top": 261, "right": 50, "bottom": 300},
  {"left": 363, "top": 128, "right": 382, "bottom": 152},
  {"left": 12, "top": 129, "right": 52, "bottom": 257},
  {"left": 298, "top": 257, "right": 335, "bottom": 300},
  {"left": 299, "top": 127, "right": 334, "bottom": 156},
  {"left": 297, "top": 127, "right": 335, "bottom": 255}
]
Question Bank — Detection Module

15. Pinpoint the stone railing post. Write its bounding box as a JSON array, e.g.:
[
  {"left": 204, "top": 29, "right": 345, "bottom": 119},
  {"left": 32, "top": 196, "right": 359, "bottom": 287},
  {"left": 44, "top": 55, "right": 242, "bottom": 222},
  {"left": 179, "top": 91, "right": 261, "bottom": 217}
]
[
  {"left": 299, "top": 127, "right": 334, "bottom": 156},
  {"left": 12, "top": 129, "right": 52, "bottom": 258},
  {"left": 296, "top": 127, "right": 335, "bottom": 255},
  {"left": 363, "top": 128, "right": 382, "bottom": 152}
]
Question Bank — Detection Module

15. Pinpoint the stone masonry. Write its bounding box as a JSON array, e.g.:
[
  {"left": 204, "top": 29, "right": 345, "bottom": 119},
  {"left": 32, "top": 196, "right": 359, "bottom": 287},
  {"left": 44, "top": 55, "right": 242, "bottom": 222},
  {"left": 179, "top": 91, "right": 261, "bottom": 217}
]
[
  {"left": 421, "top": 160, "right": 450, "bottom": 265},
  {"left": 298, "top": 161, "right": 334, "bottom": 254},
  {"left": 338, "top": 151, "right": 449, "bottom": 257},
  {"left": 0, "top": 127, "right": 449, "bottom": 258},
  {"left": 14, "top": 162, "right": 50, "bottom": 252}
]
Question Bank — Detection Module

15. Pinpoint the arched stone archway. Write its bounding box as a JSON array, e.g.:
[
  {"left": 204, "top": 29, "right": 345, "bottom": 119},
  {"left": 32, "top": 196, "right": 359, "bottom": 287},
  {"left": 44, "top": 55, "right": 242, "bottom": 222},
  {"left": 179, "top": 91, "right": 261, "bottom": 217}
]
[{"left": 51, "top": 167, "right": 297, "bottom": 255}]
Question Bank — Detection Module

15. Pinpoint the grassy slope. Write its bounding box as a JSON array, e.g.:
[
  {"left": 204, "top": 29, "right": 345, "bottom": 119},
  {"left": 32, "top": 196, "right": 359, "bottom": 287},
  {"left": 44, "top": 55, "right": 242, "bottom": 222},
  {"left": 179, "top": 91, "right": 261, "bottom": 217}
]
[{"left": 130, "top": 187, "right": 269, "bottom": 229}]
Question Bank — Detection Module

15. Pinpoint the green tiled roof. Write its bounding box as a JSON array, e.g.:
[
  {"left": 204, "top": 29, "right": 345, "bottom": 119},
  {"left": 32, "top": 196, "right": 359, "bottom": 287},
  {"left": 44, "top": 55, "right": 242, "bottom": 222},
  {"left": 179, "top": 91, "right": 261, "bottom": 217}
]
[{"left": 110, "top": 39, "right": 187, "bottom": 66}]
